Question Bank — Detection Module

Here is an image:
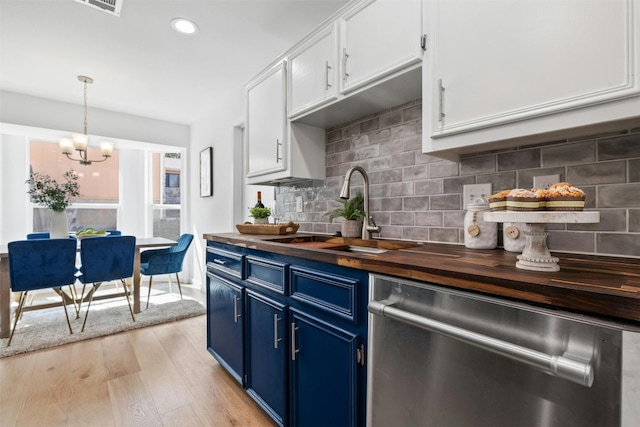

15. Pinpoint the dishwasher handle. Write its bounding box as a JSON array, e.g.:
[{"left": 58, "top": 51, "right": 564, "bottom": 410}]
[{"left": 368, "top": 300, "right": 594, "bottom": 388}]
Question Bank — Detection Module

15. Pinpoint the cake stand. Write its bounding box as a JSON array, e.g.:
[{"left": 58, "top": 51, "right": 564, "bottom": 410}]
[{"left": 484, "top": 211, "right": 600, "bottom": 272}]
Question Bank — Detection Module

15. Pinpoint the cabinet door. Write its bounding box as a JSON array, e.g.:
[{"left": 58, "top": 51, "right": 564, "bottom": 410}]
[
  {"left": 289, "top": 309, "right": 360, "bottom": 427},
  {"left": 206, "top": 272, "right": 244, "bottom": 384},
  {"left": 246, "top": 291, "right": 287, "bottom": 427},
  {"left": 340, "top": 0, "right": 422, "bottom": 94},
  {"left": 288, "top": 24, "right": 339, "bottom": 118},
  {"left": 246, "top": 61, "right": 287, "bottom": 178},
  {"left": 429, "top": 0, "right": 640, "bottom": 138}
]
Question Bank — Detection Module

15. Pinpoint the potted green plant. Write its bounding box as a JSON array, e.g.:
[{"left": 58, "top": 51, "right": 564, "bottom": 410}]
[
  {"left": 326, "top": 192, "right": 365, "bottom": 238},
  {"left": 249, "top": 206, "right": 271, "bottom": 224},
  {"left": 26, "top": 170, "right": 80, "bottom": 238}
]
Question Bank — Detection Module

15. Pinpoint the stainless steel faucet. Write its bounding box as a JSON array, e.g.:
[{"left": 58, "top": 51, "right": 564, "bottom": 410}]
[{"left": 340, "top": 165, "right": 380, "bottom": 240}]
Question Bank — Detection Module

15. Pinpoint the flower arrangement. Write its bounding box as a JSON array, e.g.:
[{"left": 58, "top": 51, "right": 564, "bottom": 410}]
[{"left": 26, "top": 170, "right": 80, "bottom": 212}]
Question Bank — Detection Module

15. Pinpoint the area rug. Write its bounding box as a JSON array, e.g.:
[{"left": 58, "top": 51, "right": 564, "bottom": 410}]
[{"left": 0, "top": 293, "right": 206, "bottom": 358}]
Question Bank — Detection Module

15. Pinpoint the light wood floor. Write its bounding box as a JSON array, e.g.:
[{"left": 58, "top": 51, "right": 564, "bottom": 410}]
[{"left": 0, "top": 305, "right": 274, "bottom": 426}]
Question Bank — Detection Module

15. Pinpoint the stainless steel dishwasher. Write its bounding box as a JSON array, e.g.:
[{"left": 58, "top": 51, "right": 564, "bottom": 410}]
[{"left": 367, "top": 274, "right": 640, "bottom": 427}]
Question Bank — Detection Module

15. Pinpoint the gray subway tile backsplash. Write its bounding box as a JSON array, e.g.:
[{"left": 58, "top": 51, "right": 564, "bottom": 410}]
[
  {"left": 277, "top": 99, "right": 640, "bottom": 258},
  {"left": 541, "top": 140, "right": 597, "bottom": 166},
  {"left": 567, "top": 161, "right": 627, "bottom": 185},
  {"left": 597, "top": 133, "right": 640, "bottom": 160}
]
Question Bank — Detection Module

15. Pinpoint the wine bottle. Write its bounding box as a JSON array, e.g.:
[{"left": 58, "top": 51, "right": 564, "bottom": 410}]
[{"left": 255, "top": 191, "right": 265, "bottom": 208}]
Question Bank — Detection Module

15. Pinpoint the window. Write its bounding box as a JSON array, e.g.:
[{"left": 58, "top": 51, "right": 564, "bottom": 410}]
[
  {"left": 151, "top": 152, "right": 182, "bottom": 240},
  {"left": 165, "top": 172, "right": 180, "bottom": 189},
  {"left": 29, "top": 140, "right": 120, "bottom": 232}
]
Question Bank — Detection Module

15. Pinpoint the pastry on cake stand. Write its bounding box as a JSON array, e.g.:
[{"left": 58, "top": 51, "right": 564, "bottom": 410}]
[{"left": 484, "top": 211, "right": 600, "bottom": 272}]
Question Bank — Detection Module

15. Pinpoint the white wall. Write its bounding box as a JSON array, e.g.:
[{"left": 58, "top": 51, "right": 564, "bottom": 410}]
[{"left": 189, "top": 91, "right": 244, "bottom": 288}]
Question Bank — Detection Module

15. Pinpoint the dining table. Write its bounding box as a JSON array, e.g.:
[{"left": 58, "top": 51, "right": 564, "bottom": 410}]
[{"left": 0, "top": 236, "right": 178, "bottom": 339}]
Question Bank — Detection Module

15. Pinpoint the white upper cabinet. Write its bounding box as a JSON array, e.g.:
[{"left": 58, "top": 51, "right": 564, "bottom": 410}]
[
  {"left": 246, "top": 61, "right": 287, "bottom": 179},
  {"left": 246, "top": 60, "right": 326, "bottom": 185},
  {"left": 424, "top": 0, "right": 640, "bottom": 158},
  {"left": 340, "top": 0, "right": 423, "bottom": 94},
  {"left": 288, "top": 24, "right": 339, "bottom": 118}
]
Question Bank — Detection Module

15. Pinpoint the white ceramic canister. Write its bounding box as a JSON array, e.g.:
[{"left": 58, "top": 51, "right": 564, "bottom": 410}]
[
  {"left": 464, "top": 198, "right": 497, "bottom": 249},
  {"left": 503, "top": 222, "right": 529, "bottom": 252}
]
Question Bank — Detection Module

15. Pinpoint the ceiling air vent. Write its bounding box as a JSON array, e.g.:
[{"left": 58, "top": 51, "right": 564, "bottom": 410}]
[{"left": 74, "top": 0, "right": 123, "bottom": 17}]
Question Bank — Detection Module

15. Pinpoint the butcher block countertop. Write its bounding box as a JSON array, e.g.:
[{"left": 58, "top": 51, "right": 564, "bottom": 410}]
[{"left": 204, "top": 232, "right": 640, "bottom": 326}]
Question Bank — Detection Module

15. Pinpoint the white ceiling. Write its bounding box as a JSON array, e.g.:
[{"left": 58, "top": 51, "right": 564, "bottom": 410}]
[{"left": 0, "top": 0, "right": 350, "bottom": 125}]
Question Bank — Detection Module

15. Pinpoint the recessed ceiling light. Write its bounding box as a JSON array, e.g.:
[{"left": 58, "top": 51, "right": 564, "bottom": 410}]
[{"left": 171, "top": 18, "right": 199, "bottom": 35}]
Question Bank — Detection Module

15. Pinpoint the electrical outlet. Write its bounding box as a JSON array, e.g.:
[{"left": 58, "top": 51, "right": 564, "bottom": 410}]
[
  {"left": 533, "top": 174, "right": 560, "bottom": 190},
  {"left": 296, "top": 196, "right": 303, "bottom": 212},
  {"left": 463, "top": 184, "right": 492, "bottom": 209}
]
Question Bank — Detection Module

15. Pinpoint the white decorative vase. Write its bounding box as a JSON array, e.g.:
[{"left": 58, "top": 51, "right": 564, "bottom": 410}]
[
  {"left": 341, "top": 219, "right": 363, "bottom": 238},
  {"left": 254, "top": 217, "right": 269, "bottom": 224},
  {"left": 50, "top": 210, "right": 69, "bottom": 238}
]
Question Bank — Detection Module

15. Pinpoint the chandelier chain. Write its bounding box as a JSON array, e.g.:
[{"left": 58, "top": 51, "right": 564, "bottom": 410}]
[{"left": 83, "top": 79, "right": 88, "bottom": 136}]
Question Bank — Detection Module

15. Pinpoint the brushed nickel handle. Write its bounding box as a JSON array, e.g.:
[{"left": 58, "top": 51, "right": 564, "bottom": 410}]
[
  {"left": 274, "top": 314, "right": 283, "bottom": 349},
  {"left": 233, "top": 295, "right": 241, "bottom": 323},
  {"left": 325, "top": 60, "right": 332, "bottom": 89},
  {"left": 368, "top": 300, "right": 594, "bottom": 387},
  {"left": 342, "top": 48, "right": 350, "bottom": 81},
  {"left": 213, "top": 258, "right": 226, "bottom": 265},
  {"left": 291, "top": 322, "right": 299, "bottom": 360},
  {"left": 438, "top": 79, "right": 445, "bottom": 123},
  {"left": 276, "top": 139, "right": 283, "bottom": 162}
]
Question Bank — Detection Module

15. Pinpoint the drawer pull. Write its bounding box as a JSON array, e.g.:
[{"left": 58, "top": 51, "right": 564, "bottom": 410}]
[{"left": 213, "top": 258, "right": 227, "bottom": 265}]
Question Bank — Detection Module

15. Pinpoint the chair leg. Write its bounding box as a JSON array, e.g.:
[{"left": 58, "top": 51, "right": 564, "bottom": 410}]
[
  {"left": 146, "top": 276, "right": 154, "bottom": 309},
  {"left": 7, "top": 291, "right": 28, "bottom": 346},
  {"left": 175, "top": 273, "right": 183, "bottom": 300},
  {"left": 76, "top": 283, "right": 88, "bottom": 319},
  {"left": 57, "top": 287, "right": 74, "bottom": 335},
  {"left": 68, "top": 284, "right": 80, "bottom": 318},
  {"left": 122, "top": 279, "right": 136, "bottom": 322},
  {"left": 81, "top": 284, "right": 100, "bottom": 332},
  {"left": 167, "top": 274, "right": 173, "bottom": 294}
]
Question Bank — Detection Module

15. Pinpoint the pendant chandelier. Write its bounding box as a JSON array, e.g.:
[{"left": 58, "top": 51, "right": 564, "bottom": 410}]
[{"left": 58, "top": 75, "right": 113, "bottom": 165}]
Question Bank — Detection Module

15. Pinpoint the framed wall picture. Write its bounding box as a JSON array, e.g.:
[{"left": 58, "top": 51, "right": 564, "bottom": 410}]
[{"left": 200, "top": 147, "right": 213, "bottom": 197}]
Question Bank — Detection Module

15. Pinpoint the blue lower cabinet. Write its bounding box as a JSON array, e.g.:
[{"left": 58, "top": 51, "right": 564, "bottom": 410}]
[
  {"left": 289, "top": 308, "right": 360, "bottom": 427},
  {"left": 206, "top": 271, "right": 244, "bottom": 385},
  {"left": 246, "top": 291, "right": 288, "bottom": 426},
  {"left": 205, "top": 240, "right": 367, "bottom": 426}
]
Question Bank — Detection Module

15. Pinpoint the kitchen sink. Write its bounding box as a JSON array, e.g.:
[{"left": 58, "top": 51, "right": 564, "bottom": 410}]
[{"left": 265, "top": 235, "right": 419, "bottom": 253}]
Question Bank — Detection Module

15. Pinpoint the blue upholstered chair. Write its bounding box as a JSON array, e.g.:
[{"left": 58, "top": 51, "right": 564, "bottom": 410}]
[
  {"left": 105, "top": 229, "right": 122, "bottom": 236},
  {"left": 141, "top": 233, "right": 194, "bottom": 308},
  {"left": 26, "top": 232, "right": 50, "bottom": 239},
  {"left": 7, "top": 238, "right": 77, "bottom": 346},
  {"left": 77, "top": 235, "right": 136, "bottom": 332},
  {"left": 25, "top": 232, "right": 82, "bottom": 313}
]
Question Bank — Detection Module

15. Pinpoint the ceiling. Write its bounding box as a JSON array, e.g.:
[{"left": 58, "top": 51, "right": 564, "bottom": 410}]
[{"left": 0, "top": 0, "right": 350, "bottom": 125}]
